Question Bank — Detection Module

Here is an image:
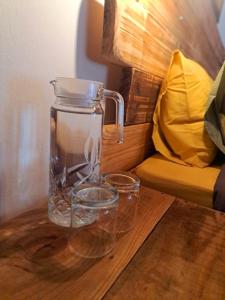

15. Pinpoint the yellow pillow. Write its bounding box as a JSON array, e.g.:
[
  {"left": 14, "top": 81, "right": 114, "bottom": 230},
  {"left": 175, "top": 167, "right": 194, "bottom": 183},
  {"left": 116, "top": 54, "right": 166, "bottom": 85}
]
[{"left": 153, "top": 50, "right": 217, "bottom": 167}]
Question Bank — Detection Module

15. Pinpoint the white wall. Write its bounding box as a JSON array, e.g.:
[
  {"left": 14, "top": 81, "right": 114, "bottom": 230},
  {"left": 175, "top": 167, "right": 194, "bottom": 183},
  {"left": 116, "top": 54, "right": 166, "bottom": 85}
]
[{"left": 0, "top": 0, "right": 122, "bottom": 222}]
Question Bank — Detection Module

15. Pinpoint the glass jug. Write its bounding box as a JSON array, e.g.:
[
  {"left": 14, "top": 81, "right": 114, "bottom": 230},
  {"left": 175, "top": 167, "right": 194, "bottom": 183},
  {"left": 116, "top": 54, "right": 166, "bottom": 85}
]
[{"left": 49, "top": 78, "right": 124, "bottom": 227}]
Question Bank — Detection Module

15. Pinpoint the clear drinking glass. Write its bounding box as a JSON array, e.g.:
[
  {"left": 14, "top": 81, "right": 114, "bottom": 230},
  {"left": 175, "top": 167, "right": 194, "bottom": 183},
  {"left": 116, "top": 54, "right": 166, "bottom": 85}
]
[
  {"left": 49, "top": 78, "right": 124, "bottom": 227},
  {"left": 102, "top": 172, "right": 140, "bottom": 233},
  {"left": 69, "top": 183, "right": 119, "bottom": 258}
]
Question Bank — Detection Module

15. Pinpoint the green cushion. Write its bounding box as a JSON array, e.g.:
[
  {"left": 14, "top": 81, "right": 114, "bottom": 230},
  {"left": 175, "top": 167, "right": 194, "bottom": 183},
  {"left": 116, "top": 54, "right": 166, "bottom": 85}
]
[{"left": 205, "top": 61, "right": 225, "bottom": 154}]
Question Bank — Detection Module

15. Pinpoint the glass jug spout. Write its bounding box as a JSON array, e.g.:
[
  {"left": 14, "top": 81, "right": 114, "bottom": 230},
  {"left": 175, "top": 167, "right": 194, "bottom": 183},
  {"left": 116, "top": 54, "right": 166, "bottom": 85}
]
[{"left": 103, "top": 89, "right": 124, "bottom": 144}]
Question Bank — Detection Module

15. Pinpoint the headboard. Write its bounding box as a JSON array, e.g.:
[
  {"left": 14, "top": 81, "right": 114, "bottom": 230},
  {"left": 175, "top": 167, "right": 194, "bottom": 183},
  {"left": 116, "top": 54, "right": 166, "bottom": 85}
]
[{"left": 101, "top": 0, "right": 225, "bottom": 172}]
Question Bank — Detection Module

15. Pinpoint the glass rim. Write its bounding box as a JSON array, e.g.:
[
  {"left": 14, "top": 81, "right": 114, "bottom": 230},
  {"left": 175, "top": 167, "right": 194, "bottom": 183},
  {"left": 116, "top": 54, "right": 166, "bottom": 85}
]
[
  {"left": 51, "top": 77, "right": 104, "bottom": 101},
  {"left": 55, "top": 77, "right": 104, "bottom": 87},
  {"left": 102, "top": 171, "right": 140, "bottom": 190},
  {"left": 72, "top": 183, "right": 119, "bottom": 208}
]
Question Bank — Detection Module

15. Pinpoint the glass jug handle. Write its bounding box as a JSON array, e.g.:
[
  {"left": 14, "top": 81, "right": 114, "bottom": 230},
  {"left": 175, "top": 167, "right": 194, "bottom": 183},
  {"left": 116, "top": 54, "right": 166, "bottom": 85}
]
[{"left": 103, "top": 89, "right": 124, "bottom": 144}]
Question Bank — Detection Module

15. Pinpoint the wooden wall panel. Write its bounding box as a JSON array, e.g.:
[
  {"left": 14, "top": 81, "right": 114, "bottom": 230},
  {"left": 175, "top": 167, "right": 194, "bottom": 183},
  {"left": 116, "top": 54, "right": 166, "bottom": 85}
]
[
  {"left": 120, "top": 68, "right": 161, "bottom": 125},
  {"left": 103, "top": 0, "right": 225, "bottom": 79},
  {"left": 101, "top": 123, "right": 154, "bottom": 172}
]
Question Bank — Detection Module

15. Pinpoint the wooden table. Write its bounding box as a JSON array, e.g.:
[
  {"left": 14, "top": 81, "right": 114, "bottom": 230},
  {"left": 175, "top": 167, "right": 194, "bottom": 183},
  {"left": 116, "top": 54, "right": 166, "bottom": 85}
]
[
  {"left": 0, "top": 187, "right": 174, "bottom": 300},
  {"left": 105, "top": 198, "right": 225, "bottom": 300},
  {"left": 1, "top": 187, "right": 225, "bottom": 299}
]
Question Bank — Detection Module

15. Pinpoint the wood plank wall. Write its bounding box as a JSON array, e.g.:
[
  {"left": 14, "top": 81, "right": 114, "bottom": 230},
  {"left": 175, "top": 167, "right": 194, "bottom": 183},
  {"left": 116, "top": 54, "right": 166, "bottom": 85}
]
[
  {"left": 103, "top": 0, "right": 224, "bottom": 78},
  {"left": 101, "top": 123, "right": 153, "bottom": 172},
  {"left": 120, "top": 68, "right": 161, "bottom": 125}
]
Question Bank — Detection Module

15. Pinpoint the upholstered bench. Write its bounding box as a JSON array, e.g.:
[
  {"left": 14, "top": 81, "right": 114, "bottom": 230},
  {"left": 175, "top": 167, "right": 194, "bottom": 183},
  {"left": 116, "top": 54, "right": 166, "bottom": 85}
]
[{"left": 136, "top": 153, "right": 221, "bottom": 208}]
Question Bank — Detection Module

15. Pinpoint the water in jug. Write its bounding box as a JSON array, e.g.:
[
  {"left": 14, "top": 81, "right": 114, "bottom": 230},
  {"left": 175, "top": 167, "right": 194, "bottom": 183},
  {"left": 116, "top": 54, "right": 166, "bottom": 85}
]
[{"left": 49, "top": 78, "right": 124, "bottom": 227}]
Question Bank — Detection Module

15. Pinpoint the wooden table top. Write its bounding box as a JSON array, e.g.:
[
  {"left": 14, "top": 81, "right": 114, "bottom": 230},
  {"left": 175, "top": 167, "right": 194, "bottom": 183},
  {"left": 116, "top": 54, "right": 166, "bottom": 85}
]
[
  {"left": 0, "top": 187, "right": 174, "bottom": 300},
  {"left": 2, "top": 188, "right": 225, "bottom": 300},
  {"left": 104, "top": 198, "right": 225, "bottom": 300}
]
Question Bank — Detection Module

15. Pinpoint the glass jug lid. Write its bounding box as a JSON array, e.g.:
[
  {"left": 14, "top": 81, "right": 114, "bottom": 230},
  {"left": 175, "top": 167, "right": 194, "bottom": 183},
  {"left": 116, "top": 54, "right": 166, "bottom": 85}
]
[{"left": 50, "top": 77, "right": 104, "bottom": 101}]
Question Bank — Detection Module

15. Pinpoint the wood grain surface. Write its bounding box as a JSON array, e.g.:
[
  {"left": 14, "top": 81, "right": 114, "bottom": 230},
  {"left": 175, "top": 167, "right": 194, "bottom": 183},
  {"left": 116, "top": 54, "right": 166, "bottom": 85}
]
[
  {"left": 104, "top": 199, "right": 225, "bottom": 300},
  {"left": 101, "top": 123, "right": 154, "bottom": 172},
  {"left": 0, "top": 187, "right": 174, "bottom": 300},
  {"left": 120, "top": 68, "right": 161, "bottom": 125},
  {"left": 103, "top": 0, "right": 224, "bottom": 126},
  {"left": 103, "top": 0, "right": 224, "bottom": 79}
]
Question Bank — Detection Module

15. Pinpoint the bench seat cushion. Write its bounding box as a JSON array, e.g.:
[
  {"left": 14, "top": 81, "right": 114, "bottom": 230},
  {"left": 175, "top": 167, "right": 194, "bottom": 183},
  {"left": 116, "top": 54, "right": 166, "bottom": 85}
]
[{"left": 136, "top": 153, "right": 221, "bottom": 207}]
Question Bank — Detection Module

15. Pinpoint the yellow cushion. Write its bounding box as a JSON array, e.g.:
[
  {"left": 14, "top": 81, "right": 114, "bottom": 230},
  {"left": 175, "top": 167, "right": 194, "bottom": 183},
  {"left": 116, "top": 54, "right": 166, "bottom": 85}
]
[
  {"left": 153, "top": 50, "right": 217, "bottom": 167},
  {"left": 136, "top": 153, "right": 221, "bottom": 207}
]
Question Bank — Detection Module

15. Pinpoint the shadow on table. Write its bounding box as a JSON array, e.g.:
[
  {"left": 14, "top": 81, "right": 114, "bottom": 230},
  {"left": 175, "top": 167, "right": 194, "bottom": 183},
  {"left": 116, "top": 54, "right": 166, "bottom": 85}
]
[{"left": 0, "top": 208, "right": 101, "bottom": 283}]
